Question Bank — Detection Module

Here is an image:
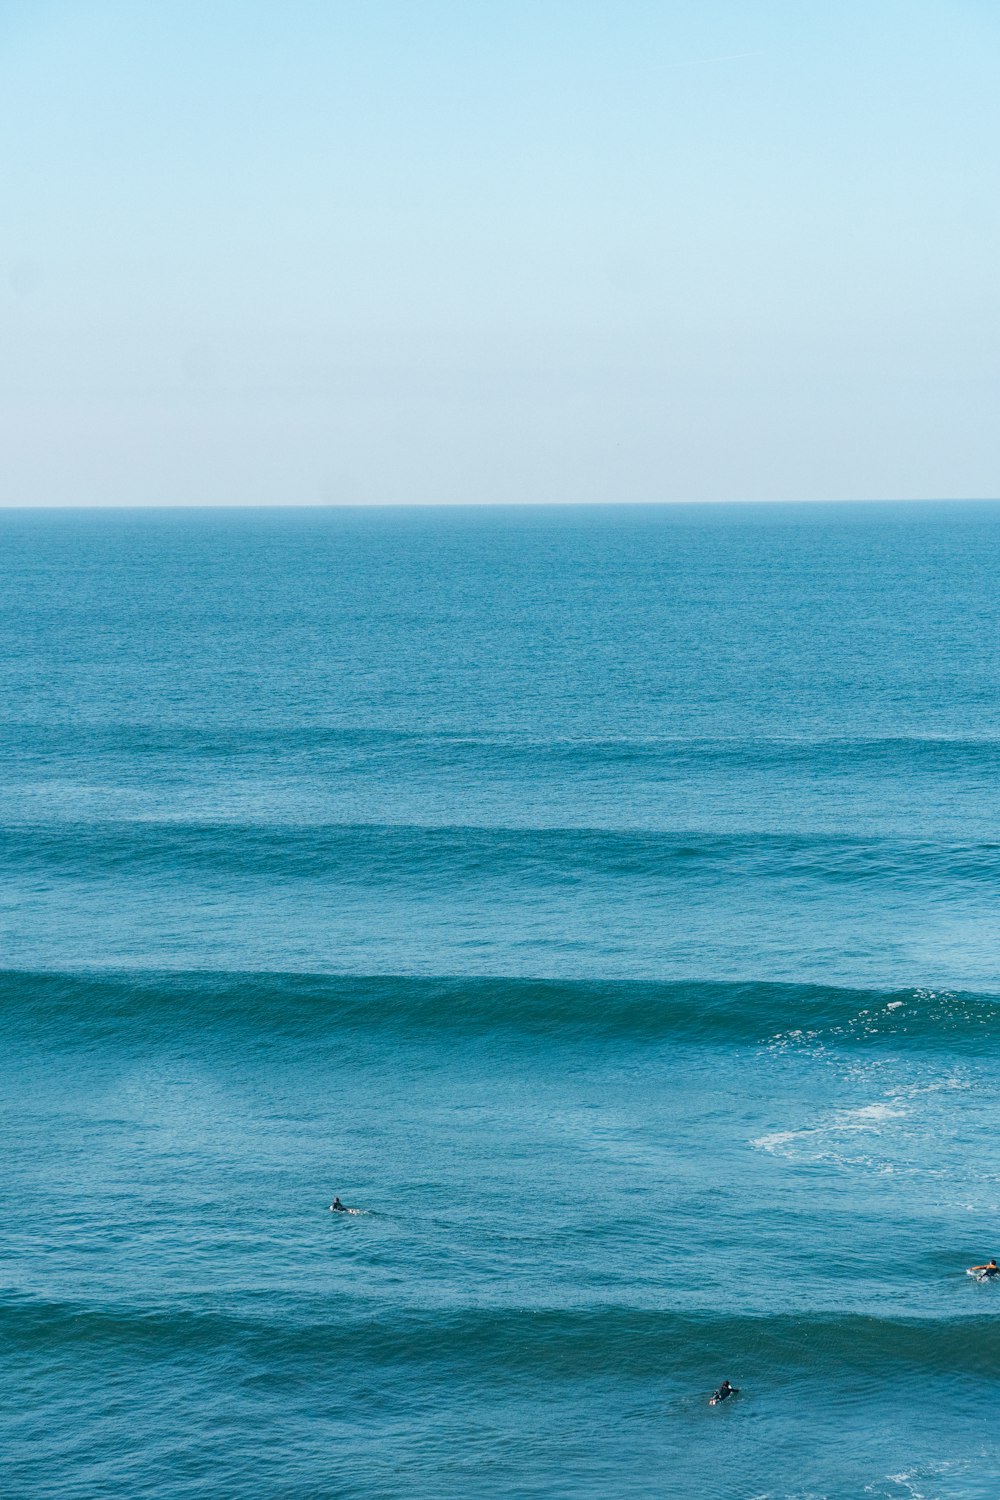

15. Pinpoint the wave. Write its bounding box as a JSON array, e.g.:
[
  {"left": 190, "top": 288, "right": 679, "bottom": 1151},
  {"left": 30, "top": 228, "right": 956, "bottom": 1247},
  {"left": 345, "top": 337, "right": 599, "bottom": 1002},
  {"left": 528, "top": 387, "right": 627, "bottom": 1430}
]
[
  {"left": 3, "top": 970, "right": 998, "bottom": 1050},
  {"left": 5, "top": 1296, "right": 999, "bottom": 1382},
  {"left": 9, "top": 723, "right": 1000, "bottom": 761},
  {"left": 2, "top": 821, "right": 998, "bottom": 888}
]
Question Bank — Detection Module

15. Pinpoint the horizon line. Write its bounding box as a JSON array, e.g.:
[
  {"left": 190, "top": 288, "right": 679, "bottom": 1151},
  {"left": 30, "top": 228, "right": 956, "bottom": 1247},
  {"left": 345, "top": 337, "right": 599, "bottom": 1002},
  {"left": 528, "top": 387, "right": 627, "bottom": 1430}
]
[{"left": 0, "top": 497, "right": 999, "bottom": 513}]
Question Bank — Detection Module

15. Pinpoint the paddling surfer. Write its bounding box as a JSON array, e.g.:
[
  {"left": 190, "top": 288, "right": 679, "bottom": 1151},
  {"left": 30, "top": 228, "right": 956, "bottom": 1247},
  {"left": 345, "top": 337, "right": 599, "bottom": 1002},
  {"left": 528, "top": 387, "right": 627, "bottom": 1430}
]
[{"left": 709, "top": 1380, "right": 738, "bottom": 1405}]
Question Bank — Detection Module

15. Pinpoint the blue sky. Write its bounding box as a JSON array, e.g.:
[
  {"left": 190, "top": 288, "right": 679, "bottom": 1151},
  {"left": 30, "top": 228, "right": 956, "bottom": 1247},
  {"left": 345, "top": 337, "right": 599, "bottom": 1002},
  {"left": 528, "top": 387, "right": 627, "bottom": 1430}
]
[{"left": 1, "top": 0, "right": 997, "bottom": 505}]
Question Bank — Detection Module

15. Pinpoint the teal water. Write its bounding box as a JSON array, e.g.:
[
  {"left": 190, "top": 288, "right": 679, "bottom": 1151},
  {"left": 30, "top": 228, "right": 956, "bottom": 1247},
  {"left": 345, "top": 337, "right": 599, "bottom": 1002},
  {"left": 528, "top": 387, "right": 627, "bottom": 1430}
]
[{"left": 2, "top": 503, "right": 1000, "bottom": 1499}]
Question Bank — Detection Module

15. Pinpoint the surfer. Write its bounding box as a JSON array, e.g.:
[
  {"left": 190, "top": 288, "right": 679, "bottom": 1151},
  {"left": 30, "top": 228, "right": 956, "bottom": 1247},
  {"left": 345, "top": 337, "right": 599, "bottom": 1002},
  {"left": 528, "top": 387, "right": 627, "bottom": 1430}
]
[
  {"left": 969, "top": 1259, "right": 999, "bottom": 1279},
  {"left": 329, "top": 1197, "right": 347, "bottom": 1212},
  {"left": 709, "top": 1380, "right": 738, "bottom": 1405}
]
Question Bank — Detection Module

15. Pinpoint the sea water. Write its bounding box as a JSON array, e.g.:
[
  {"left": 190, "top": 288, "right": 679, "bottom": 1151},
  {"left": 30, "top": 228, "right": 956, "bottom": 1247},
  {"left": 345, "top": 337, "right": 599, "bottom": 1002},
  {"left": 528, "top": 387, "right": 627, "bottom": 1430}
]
[{"left": 2, "top": 502, "right": 1000, "bottom": 1499}]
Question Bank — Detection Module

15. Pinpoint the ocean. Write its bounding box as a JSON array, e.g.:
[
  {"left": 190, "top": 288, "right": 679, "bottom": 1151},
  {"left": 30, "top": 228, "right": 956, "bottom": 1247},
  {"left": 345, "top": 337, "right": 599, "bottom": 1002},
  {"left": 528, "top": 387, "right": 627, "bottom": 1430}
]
[{"left": 2, "top": 502, "right": 999, "bottom": 1499}]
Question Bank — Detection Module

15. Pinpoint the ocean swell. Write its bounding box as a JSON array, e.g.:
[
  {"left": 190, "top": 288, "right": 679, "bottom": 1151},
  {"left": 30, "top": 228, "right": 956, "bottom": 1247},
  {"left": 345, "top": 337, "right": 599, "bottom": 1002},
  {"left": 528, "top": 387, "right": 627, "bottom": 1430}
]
[
  {"left": 6, "top": 1297, "right": 999, "bottom": 1382},
  {"left": 3, "top": 970, "right": 998, "bottom": 1051}
]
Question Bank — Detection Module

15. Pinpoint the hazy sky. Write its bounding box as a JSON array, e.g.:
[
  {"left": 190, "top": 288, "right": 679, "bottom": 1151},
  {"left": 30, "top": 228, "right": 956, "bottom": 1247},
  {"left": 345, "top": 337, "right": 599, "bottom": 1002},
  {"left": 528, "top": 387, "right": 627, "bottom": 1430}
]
[{"left": 1, "top": 0, "right": 997, "bottom": 505}]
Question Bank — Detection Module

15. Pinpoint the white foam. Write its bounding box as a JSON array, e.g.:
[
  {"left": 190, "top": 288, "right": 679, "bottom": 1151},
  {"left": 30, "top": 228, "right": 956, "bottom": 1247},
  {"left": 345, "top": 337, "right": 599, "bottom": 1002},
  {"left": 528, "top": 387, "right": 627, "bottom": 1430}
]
[
  {"left": 750, "top": 1130, "right": 799, "bottom": 1151},
  {"left": 870, "top": 1459, "right": 971, "bottom": 1499},
  {"left": 750, "top": 1096, "right": 908, "bottom": 1160},
  {"left": 836, "top": 1100, "right": 906, "bottom": 1125}
]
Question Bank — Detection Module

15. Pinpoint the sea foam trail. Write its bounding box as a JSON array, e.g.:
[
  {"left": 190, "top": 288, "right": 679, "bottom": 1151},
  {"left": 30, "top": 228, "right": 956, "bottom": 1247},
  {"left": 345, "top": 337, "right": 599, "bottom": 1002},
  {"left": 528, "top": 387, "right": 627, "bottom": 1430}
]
[{"left": 3, "top": 970, "right": 998, "bottom": 1050}]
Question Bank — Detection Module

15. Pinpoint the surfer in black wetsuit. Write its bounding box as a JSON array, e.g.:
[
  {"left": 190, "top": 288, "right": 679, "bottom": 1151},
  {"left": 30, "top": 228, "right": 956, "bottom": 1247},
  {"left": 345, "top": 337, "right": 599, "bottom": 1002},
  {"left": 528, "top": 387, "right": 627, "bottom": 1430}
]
[
  {"left": 969, "top": 1259, "right": 999, "bottom": 1279},
  {"left": 330, "top": 1197, "right": 347, "bottom": 1212},
  {"left": 709, "top": 1380, "right": 738, "bottom": 1405}
]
